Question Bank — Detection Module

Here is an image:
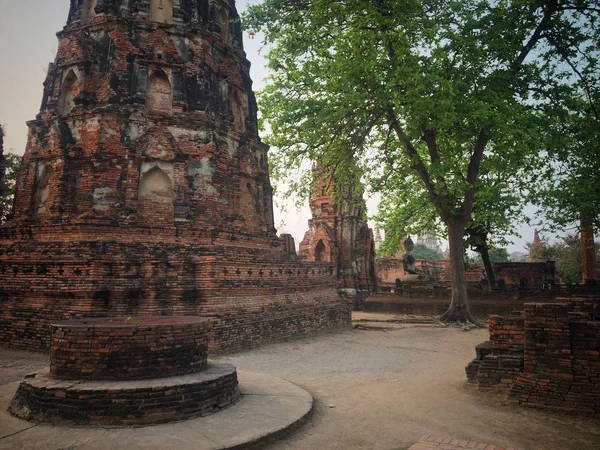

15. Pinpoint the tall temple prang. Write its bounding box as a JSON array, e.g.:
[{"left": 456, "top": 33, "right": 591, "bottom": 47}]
[
  {"left": 298, "top": 167, "right": 376, "bottom": 311},
  {"left": 0, "top": 0, "right": 351, "bottom": 351}
]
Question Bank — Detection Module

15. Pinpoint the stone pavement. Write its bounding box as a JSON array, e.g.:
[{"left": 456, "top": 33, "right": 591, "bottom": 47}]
[
  {"left": 0, "top": 370, "right": 313, "bottom": 450},
  {"left": 409, "top": 436, "right": 519, "bottom": 450}
]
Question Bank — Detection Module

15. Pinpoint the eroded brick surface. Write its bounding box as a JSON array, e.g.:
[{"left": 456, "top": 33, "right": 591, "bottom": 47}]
[
  {"left": 50, "top": 317, "right": 209, "bottom": 380},
  {"left": 0, "top": 0, "right": 351, "bottom": 352},
  {"left": 298, "top": 168, "right": 376, "bottom": 311},
  {"left": 467, "top": 295, "right": 600, "bottom": 415},
  {"left": 9, "top": 363, "right": 240, "bottom": 427}
]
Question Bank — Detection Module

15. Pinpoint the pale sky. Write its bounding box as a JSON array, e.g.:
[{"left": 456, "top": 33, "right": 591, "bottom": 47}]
[{"left": 0, "top": 0, "right": 538, "bottom": 252}]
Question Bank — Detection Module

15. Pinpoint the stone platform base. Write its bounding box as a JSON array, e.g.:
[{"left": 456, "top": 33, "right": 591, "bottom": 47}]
[
  {"left": 0, "top": 371, "right": 313, "bottom": 450},
  {"left": 8, "top": 363, "right": 239, "bottom": 427}
]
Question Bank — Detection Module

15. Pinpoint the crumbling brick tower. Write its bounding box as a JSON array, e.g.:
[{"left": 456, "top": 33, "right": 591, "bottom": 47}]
[
  {"left": 299, "top": 168, "right": 376, "bottom": 310},
  {"left": 0, "top": 0, "right": 351, "bottom": 351}
]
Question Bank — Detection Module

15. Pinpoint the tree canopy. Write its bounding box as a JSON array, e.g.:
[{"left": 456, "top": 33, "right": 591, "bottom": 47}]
[
  {"left": 527, "top": 234, "right": 600, "bottom": 284},
  {"left": 0, "top": 152, "right": 21, "bottom": 225},
  {"left": 412, "top": 243, "right": 444, "bottom": 260},
  {"left": 245, "top": 0, "right": 599, "bottom": 324}
]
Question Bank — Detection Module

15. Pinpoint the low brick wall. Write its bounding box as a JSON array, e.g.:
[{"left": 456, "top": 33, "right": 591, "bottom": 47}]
[
  {"left": 489, "top": 315, "right": 525, "bottom": 352},
  {"left": 466, "top": 315, "right": 525, "bottom": 392},
  {"left": 50, "top": 317, "right": 209, "bottom": 380},
  {"left": 467, "top": 294, "right": 600, "bottom": 415},
  {"left": 509, "top": 300, "right": 600, "bottom": 415},
  {"left": 0, "top": 237, "right": 351, "bottom": 354},
  {"left": 9, "top": 363, "right": 240, "bottom": 427},
  {"left": 364, "top": 292, "right": 532, "bottom": 318},
  {"left": 207, "top": 296, "right": 351, "bottom": 352}
]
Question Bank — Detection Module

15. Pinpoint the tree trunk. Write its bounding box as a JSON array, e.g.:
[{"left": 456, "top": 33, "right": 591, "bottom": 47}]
[
  {"left": 478, "top": 242, "right": 496, "bottom": 291},
  {"left": 439, "top": 217, "right": 483, "bottom": 326}
]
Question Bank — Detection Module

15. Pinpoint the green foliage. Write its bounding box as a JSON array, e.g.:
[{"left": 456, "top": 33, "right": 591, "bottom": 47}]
[
  {"left": 0, "top": 153, "right": 22, "bottom": 224},
  {"left": 245, "top": 0, "right": 598, "bottom": 320},
  {"left": 526, "top": 237, "right": 557, "bottom": 262},
  {"left": 528, "top": 234, "right": 600, "bottom": 284},
  {"left": 534, "top": 97, "right": 600, "bottom": 231},
  {"left": 411, "top": 243, "right": 443, "bottom": 260},
  {"left": 473, "top": 247, "right": 509, "bottom": 267},
  {"left": 245, "top": 0, "right": 596, "bottom": 243}
]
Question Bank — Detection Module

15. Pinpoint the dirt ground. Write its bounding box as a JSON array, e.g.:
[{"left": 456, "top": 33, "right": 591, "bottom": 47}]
[{"left": 1, "top": 314, "right": 600, "bottom": 450}]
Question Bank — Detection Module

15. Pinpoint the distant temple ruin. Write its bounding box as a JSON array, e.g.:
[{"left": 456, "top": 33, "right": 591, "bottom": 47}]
[
  {"left": 0, "top": 0, "right": 351, "bottom": 351},
  {"left": 298, "top": 168, "right": 376, "bottom": 310}
]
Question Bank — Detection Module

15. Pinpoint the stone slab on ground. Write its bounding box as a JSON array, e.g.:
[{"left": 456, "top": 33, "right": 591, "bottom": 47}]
[
  {"left": 0, "top": 371, "right": 312, "bottom": 450},
  {"left": 353, "top": 311, "right": 440, "bottom": 324},
  {"left": 409, "top": 436, "right": 520, "bottom": 450}
]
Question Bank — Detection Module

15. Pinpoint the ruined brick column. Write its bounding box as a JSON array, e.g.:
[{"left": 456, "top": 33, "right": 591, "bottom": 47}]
[
  {"left": 581, "top": 219, "right": 597, "bottom": 282},
  {"left": 0, "top": 0, "right": 351, "bottom": 351},
  {"left": 298, "top": 167, "right": 376, "bottom": 310}
]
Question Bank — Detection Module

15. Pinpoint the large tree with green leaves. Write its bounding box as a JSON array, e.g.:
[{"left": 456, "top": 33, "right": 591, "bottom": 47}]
[
  {"left": 0, "top": 125, "right": 21, "bottom": 225},
  {"left": 412, "top": 243, "right": 444, "bottom": 260},
  {"left": 245, "top": 0, "right": 598, "bottom": 325},
  {"left": 0, "top": 124, "right": 6, "bottom": 224}
]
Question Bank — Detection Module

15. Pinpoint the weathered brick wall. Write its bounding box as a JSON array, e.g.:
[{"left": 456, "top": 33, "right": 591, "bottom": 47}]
[
  {"left": 0, "top": 1, "right": 352, "bottom": 353},
  {"left": 489, "top": 314, "right": 525, "bottom": 353},
  {"left": 0, "top": 227, "right": 350, "bottom": 352},
  {"left": 509, "top": 298, "right": 600, "bottom": 415},
  {"left": 466, "top": 315, "right": 525, "bottom": 392},
  {"left": 467, "top": 294, "right": 600, "bottom": 415},
  {"left": 376, "top": 258, "right": 485, "bottom": 290},
  {"left": 495, "top": 261, "right": 557, "bottom": 288},
  {"left": 375, "top": 258, "right": 405, "bottom": 289},
  {"left": 9, "top": 363, "right": 240, "bottom": 427},
  {"left": 50, "top": 317, "right": 209, "bottom": 380}
]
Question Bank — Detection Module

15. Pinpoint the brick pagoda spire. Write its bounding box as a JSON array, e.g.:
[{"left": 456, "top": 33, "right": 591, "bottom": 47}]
[
  {"left": 0, "top": 0, "right": 350, "bottom": 351},
  {"left": 299, "top": 166, "right": 376, "bottom": 310}
]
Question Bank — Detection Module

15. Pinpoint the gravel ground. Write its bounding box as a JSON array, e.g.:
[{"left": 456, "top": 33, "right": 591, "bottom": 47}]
[{"left": 1, "top": 317, "right": 599, "bottom": 450}]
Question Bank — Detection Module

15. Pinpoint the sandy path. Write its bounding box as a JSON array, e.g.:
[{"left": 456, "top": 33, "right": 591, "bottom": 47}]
[
  {"left": 1, "top": 321, "right": 599, "bottom": 449},
  {"left": 218, "top": 324, "right": 600, "bottom": 450}
]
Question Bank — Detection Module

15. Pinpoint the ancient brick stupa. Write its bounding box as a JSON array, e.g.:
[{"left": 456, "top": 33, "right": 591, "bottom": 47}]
[
  {"left": 298, "top": 168, "right": 376, "bottom": 310},
  {"left": 0, "top": 0, "right": 350, "bottom": 351},
  {"left": 9, "top": 316, "right": 240, "bottom": 426}
]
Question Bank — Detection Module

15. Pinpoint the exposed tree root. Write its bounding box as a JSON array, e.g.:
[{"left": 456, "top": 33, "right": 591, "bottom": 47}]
[{"left": 438, "top": 308, "right": 487, "bottom": 329}]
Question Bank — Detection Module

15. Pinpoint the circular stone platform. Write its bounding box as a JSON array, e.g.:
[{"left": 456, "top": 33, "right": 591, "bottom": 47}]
[
  {"left": 9, "top": 362, "right": 240, "bottom": 427},
  {"left": 0, "top": 371, "right": 313, "bottom": 450},
  {"left": 50, "top": 316, "right": 209, "bottom": 380}
]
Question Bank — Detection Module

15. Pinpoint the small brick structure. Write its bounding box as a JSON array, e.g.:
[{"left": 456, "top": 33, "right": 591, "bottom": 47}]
[
  {"left": 50, "top": 317, "right": 209, "bottom": 380},
  {"left": 9, "top": 316, "right": 240, "bottom": 427},
  {"left": 467, "top": 295, "right": 600, "bottom": 416},
  {"left": 465, "top": 315, "right": 525, "bottom": 391}
]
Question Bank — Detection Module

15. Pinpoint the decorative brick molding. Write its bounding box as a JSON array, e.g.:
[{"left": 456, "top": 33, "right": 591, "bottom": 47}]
[
  {"left": 50, "top": 317, "right": 209, "bottom": 380},
  {"left": 0, "top": 0, "right": 352, "bottom": 353}
]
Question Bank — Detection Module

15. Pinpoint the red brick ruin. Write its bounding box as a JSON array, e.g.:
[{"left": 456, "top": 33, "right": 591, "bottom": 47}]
[
  {"left": 581, "top": 219, "right": 598, "bottom": 283},
  {"left": 467, "top": 295, "right": 600, "bottom": 415},
  {"left": 9, "top": 316, "right": 240, "bottom": 426},
  {"left": 0, "top": 0, "right": 351, "bottom": 352},
  {"left": 298, "top": 168, "right": 376, "bottom": 310}
]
